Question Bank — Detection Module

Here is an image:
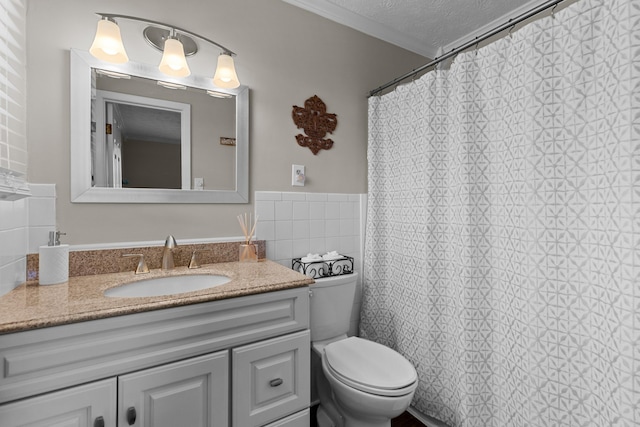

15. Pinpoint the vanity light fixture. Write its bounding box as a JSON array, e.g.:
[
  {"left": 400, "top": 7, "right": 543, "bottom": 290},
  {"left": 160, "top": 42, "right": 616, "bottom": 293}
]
[
  {"left": 206, "top": 90, "right": 233, "bottom": 99},
  {"left": 89, "top": 13, "right": 241, "bottom": 88},
  {"left": 213, "top": 52, "right": 240, "bottom": 89},
  {"left": 157, "top": 32, "right": 191, "bottom": 77},
  {"left": 95, "top": 69, "right": 131, "bottom": 79},
  {"left": 157, "top": 81, "right": 187, "bottom": 90},
  {"left": 89, "top": 18, "right": 129, "bottom": 64}
]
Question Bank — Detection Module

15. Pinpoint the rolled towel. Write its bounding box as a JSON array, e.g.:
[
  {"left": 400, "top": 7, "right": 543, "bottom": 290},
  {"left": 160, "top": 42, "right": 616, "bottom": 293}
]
[
  {"left": 301, "top": 253, "right": 323, "bottom": 263},
  {"left": 322, "top": 251, "right": 342, "bottom": 261},
  {"left": 330, "top": 259, "right": 352, "bottom": 275}
]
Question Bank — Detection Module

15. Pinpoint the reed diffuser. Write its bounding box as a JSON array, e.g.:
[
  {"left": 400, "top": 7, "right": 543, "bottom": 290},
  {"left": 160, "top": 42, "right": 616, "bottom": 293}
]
[{"left": 237, "top": 212, "right": 258, "bottom": 262}]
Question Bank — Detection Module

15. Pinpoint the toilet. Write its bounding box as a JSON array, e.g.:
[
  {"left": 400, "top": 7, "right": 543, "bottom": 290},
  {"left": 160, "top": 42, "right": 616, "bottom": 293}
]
[{"left": 310, "top": 272, "right": 418, "bottom": 427}]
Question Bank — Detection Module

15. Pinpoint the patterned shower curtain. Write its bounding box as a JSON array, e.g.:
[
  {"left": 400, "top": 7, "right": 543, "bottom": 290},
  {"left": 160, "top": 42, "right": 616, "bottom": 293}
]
[{"left": 361, "top": 1, "right": 639, "bottom": 426}]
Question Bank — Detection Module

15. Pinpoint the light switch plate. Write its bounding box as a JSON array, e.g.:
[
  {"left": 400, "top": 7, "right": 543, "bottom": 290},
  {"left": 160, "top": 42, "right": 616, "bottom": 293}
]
[{"left": 292, "top": 165, "right": 305, "bottom": 186}]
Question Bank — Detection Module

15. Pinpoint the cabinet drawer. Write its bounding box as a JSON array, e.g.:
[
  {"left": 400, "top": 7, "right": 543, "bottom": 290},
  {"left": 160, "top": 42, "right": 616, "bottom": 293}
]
[
  {"left": 263, "top": 409, "right": 310, "bottom": 427},
  {"left": 232, "top": 330, "right": 310, "bottom": 427}
]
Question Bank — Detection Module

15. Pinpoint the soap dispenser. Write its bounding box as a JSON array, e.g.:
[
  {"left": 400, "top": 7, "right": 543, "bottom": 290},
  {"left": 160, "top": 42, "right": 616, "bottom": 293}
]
[{"left": 38, "top": 231, "right": 69, "bottom": 285}]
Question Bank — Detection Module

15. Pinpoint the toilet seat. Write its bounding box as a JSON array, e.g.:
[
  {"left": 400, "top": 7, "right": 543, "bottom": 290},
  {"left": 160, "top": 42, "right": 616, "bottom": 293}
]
[{"left": 323, "top": 337, "right": 417, "bottom": 397}]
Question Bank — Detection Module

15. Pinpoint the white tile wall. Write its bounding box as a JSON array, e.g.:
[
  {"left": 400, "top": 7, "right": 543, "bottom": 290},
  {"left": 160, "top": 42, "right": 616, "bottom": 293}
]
[
  {"left": 0, "top": 184, "right": 56, "bottom": 296},
  {"left": 0, "top": 197, "right": 28, "bottom": 296},
  {"left": 255, "top": 191, "right": 366, "bottom": 335}
]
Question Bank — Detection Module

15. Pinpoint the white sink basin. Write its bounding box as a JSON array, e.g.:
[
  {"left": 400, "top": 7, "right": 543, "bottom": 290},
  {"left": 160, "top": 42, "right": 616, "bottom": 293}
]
[{"left": 104, "top": 274, "right": 231, "bottom": 298}]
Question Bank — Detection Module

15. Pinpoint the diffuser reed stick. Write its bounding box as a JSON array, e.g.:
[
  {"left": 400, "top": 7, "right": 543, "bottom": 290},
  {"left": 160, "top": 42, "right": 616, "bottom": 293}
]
[
  {"left": 237, "top": 213, "right": 259, "bottom": 262},
  {"left": 237, "top": 212, "right": 258, "bottom": 245}
]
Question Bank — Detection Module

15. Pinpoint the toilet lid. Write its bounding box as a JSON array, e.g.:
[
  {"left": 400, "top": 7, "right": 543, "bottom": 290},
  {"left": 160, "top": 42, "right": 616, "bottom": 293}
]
[{"left": 324, "top": 337, "right": 417, "bottom": 395}]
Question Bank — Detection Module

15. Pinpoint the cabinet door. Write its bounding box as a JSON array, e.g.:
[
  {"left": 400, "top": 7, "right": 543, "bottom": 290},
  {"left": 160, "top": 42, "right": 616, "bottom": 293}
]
[
  {"left": 119, "top": 351, "right": 228, "bottom": 427},
  {"left": 0, "top": 378, "right": 116, "bottom": 427},
  {"left": 232, "top": 330, "right": 310, "bottom": 427}
]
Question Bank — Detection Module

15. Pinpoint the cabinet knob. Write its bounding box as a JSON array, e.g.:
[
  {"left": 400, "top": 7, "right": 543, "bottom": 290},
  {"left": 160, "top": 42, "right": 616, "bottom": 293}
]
[
  {"left": 94, "top": 416, "right": 105, "bottom": 427},
  {"left": 126, "top": 407, "right": 137, "bottom": 425},
  {"left": 269, "top": 378, "right": 283, "bottom": 387}
]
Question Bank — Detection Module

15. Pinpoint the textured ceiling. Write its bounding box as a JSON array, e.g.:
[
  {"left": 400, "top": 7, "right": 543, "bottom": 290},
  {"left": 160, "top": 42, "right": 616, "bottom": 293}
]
[{"left": 283, "top": 0, "right": 547, "bottom": 58}]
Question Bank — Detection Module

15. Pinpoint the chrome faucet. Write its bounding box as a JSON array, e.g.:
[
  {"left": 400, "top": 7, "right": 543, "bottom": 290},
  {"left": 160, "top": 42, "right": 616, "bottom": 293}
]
[{"left": 162, "top": 235, "right": 178, "bottom": 270}]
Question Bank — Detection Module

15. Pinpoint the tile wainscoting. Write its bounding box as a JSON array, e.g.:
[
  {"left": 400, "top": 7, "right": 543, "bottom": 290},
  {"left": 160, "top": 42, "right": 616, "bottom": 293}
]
[
  {"left": 255, "top": 191, "right": 366, "bottom": 335},
  {"left": 0, "top": 184, "right": 56, "bottom": 296}
]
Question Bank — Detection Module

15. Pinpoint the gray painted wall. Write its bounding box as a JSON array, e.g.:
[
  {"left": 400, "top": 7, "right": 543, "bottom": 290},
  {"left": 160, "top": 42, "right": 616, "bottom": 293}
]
[{"left": 25, "top": 0, "right": 427, "bottom": 244}]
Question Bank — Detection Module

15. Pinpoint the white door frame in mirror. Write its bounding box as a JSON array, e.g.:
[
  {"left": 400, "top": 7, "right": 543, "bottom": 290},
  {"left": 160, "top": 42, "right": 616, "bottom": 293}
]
[
  {"left": 95, "top": 90, "right": 191, "bottom": 189},
  {"left": 70, "top": 49, "right": 249, "bottom": 203}
]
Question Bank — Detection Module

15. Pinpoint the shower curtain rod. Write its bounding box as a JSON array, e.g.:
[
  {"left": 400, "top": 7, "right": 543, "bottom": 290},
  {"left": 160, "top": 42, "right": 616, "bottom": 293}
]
[{"left": 368, "top": 0, "right": 566, "bottom": 97}]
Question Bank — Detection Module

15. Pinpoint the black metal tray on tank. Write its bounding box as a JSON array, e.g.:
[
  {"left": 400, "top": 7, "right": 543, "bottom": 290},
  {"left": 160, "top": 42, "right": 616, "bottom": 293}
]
[{"left": 291, "top": 255, "right": 354, "bottom": 279}]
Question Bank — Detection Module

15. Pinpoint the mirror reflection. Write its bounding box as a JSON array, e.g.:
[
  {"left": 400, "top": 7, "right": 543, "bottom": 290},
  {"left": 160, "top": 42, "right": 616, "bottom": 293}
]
[
  {"left": 105, "top": 102, "right": 181, "bottom": 189},
  {"left": 92, "top": 72, "right": 236, "bottom": 191},
  {"left": 70, "top": 49, "right": 249, "bottom": 204}
]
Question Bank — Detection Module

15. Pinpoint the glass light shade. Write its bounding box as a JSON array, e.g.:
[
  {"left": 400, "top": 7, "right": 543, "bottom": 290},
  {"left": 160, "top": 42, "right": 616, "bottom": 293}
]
[
  {"left": 158, "top": 38, "right": 191, "bottom": 77},
  {"left": 213, "top": 53, "right": 240, "bottom": 88},
  {"left": 89, "top": 19, "right": 129, "bottom": 64}
]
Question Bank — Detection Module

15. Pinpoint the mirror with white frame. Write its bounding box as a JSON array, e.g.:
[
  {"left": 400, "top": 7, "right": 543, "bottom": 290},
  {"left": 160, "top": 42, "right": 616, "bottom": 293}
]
[{"left": 70, "top": 49, "right": 248, "bottom": 203}]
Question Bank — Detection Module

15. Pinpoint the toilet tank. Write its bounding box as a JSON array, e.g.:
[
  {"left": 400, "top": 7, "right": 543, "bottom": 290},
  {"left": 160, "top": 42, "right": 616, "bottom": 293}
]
[{"left": 309, "top": 272, "right": 358, "bottom": 342}]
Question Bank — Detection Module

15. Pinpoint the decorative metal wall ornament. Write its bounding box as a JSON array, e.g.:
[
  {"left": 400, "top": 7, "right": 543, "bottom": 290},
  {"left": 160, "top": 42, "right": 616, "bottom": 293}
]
[{"left": 292, "top": 95, "right": 337, "bottom": 155}]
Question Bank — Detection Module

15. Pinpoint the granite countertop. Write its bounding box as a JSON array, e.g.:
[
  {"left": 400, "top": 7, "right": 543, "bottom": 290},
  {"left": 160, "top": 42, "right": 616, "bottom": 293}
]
[{"left": 0, "top": 260, "right": 314, "bottom": 335}]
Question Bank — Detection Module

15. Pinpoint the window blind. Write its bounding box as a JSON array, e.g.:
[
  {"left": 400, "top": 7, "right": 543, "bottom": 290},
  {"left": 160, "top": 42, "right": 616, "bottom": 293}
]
[{"left": 0, "top": 0, "right": 29, "bottom": 200}]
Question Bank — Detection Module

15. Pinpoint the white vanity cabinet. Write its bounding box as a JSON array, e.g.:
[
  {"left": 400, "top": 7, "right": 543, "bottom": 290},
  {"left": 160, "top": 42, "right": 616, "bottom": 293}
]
[
  {"left": 233, "top": 331, "right": 310, "bottom": 427},
  {"left": 119, "top": 351, "right": 230, "bottom": 427},
  {"left": 0, "top": 352, "right": 230, "bottom": 427},
  {"left": 0, "top": 378, "right": 116, "bottom": 427},
  {"left": 0, "top": 287, "right": 310, "bottom": 427}
]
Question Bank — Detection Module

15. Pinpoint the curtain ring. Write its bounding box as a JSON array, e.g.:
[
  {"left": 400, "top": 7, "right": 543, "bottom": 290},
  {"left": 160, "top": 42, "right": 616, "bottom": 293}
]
[
  {"left": 509, "top": 25, "right": 515, "bottom": 38},
  {"left": 475, "top": 42, "right": 479, "bottom": 56},
  {"left": 551, "top": 4, "right": 558, "bottom": 19}
]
